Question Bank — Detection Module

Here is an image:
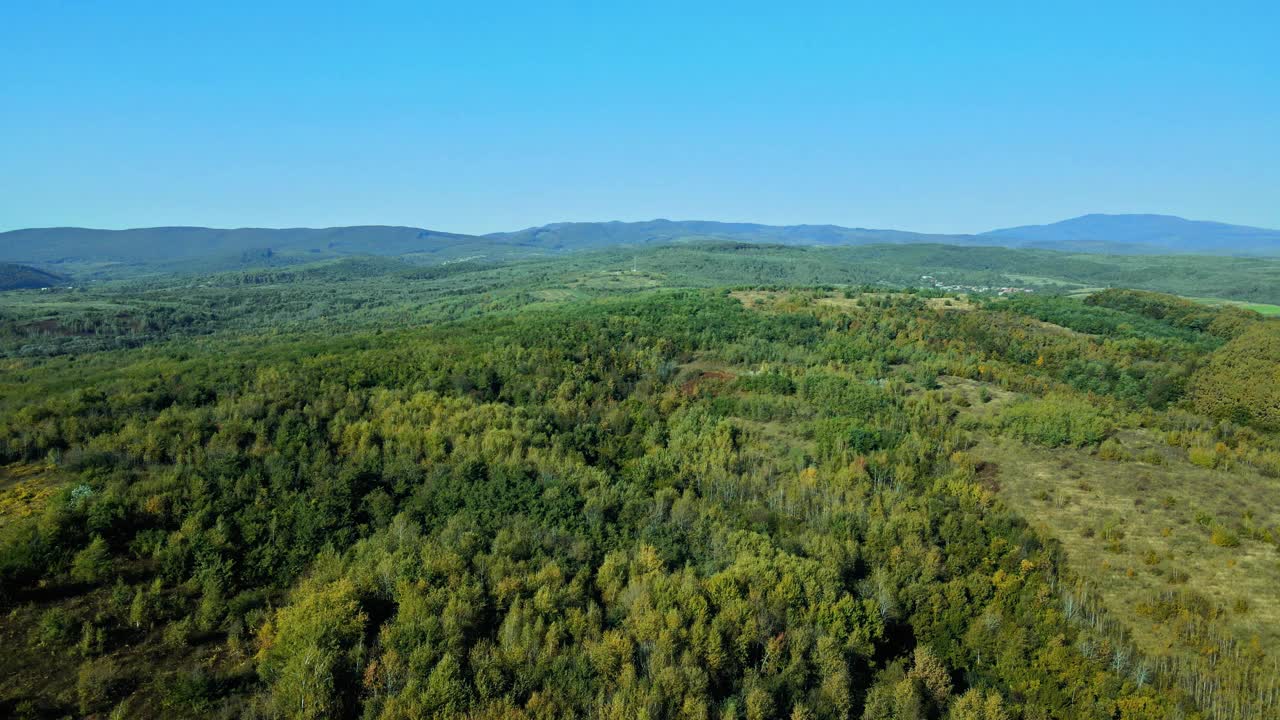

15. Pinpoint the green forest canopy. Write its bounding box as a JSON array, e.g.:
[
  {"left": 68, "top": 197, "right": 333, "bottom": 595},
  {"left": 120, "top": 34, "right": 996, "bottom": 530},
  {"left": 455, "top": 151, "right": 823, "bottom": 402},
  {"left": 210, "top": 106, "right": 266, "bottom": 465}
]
[{"left": 1, "top": 261, "right": 1279, "bottom": 719}]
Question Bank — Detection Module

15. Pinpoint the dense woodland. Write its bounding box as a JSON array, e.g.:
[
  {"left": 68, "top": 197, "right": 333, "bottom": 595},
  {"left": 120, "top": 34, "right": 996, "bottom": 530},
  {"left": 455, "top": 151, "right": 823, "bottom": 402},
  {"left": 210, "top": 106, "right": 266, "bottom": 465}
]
[
  {"left": 2, "top": 242, "right": 1279, "bottom": 362},
  {"left": 1, "top": 252, "right": 1279, "bottom": 719}
]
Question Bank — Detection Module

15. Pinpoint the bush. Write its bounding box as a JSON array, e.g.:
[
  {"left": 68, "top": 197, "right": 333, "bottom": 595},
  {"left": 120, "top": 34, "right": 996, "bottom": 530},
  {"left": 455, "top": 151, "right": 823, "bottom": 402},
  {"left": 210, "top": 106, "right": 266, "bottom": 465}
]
[
  {"left": 34, "top": 606, "right": 76, "bottom": 647},
  {"left": 1138, "top": 449, "right": 1165, "bottom": 465},
  {"left": 1098, "top": 438, "right": 1129, "bottom": 461},
  {"left": 160, "top": 667, "right": 217, "bottom": 713},
  {"left": 163, "top": 616, "right": 194, "bottom": 648},
  {"left": 1188, "top": 446, "right": 1217, "bottom": 469},
  {"left": 1210, "top": 527, "right": 1240, "bottom": 548},
  {"left": 77, "top": 656, "right": 123, "bottom": 715}
]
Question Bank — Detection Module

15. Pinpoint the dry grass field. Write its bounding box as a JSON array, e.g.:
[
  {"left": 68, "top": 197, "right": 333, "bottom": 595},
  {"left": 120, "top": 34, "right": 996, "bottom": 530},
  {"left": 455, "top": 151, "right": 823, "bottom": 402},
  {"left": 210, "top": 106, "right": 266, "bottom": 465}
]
[
  {"left": 972, "top": 424, "right": 1280, "bottom": 660},
  {"left": 0, "top": 463, "right": 59, "bottom": 528}
]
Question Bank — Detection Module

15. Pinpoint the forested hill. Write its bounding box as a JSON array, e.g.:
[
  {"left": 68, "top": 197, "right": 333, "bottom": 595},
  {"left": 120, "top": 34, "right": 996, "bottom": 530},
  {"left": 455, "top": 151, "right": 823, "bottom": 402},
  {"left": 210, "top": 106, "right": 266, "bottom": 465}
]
[{"left": 0, "top": 263, "right": 67, "bottom": 291}]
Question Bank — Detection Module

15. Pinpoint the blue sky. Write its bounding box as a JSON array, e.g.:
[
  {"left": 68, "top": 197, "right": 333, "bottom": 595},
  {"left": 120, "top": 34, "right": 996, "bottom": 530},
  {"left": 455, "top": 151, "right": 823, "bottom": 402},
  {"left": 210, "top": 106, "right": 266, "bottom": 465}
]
[{"left": 2, "top": 1, "right": 1277, "bottom": 234}]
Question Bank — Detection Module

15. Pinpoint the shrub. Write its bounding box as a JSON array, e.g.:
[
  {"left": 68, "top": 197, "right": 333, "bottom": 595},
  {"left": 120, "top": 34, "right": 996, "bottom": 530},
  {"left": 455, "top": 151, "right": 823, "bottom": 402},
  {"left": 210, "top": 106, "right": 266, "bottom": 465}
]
[
  {"left": 1187, "top": 446, "right": 1217, "bottom": 469},
  {"left": 77, "top": 657, "right": 123, "bottom": 715},
  {"left": 1138, "top": 449, "right": 1165, "bottom": 465},
  {"left": 160, "top": 667, "right": 217, "bottom": 713},
  {"left": 163, "top": 617, "right": 193, "bottom": 648},
  {"left": 35, "top": 607, "right": 76, "bottom": 647},
  {"left": 1098, "top": 438, "right": 1129, "bottom": 461},
  {"left": 1210, "top": 527, "right": 1240, "bottom": 548}
]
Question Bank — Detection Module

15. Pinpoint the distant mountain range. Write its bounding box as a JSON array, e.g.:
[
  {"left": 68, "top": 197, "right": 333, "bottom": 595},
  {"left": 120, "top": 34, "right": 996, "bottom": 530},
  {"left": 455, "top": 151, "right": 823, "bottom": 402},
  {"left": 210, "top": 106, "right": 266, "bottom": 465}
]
[
  {"left": 484, "top": 219, "right": 953, "bottom": 250},
  {"left": 1, "top": 214, "right": 1276, "bottom": 278},
  {"left": 980, "top": 214, "right": 1280, "bottom": 255},
  {"left": 0, "top": 225, "right": 479, "bottom": 264}
]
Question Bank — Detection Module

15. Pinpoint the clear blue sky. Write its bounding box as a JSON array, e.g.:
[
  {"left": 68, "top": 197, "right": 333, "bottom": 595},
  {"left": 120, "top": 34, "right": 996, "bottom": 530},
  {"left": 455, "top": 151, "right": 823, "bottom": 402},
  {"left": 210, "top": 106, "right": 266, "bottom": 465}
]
[{"left": 2, "top": 1, "right": 1277, "bottom": 234}]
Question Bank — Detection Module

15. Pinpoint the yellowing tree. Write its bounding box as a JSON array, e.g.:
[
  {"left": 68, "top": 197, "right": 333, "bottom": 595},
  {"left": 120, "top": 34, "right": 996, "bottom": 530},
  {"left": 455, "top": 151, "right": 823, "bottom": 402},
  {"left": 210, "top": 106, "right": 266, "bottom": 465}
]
[{"left": 257, "top": 577, "right": 367, "bottom": 719}]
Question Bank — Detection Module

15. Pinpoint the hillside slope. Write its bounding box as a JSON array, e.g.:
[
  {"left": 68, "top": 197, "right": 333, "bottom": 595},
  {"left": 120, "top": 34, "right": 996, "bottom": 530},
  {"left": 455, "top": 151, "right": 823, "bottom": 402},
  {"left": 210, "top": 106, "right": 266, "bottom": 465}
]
[{"left": 0, "top": 263, "right": 68, "bottom": 291}]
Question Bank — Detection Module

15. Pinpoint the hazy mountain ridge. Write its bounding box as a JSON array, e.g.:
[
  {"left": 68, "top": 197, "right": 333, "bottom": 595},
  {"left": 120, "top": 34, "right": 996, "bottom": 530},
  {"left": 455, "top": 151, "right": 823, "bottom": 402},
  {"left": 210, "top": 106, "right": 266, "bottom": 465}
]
[
  {"left": 982, "top": 213, "right": 1280, "bottom": 254},
  {"left": 0, "top": 225, "right": 480, "bottom": 263},
  {"left": 483, "top": 218, "right": 964, "bottom": 249},
  {"left": 491, "top": 214, "right": 1280, "bottom": 255},
  {"left": 3, "top": 215, "right": 1276, "bottom": 276}
]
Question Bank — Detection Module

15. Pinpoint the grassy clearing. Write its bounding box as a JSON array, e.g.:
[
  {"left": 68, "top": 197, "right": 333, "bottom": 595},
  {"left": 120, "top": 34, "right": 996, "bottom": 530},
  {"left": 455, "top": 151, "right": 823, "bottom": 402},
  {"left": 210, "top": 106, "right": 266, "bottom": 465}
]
[
  {"left": 1031, "top": 289, "right": 1280, "bottom": 316},
  {"left": 817, "top": 293, "right": 975, "bottom": 311},
  {"left": 973, "top": 433, "right": 1280, "bottom": 659},
  {"left": 530, "top": 288, "right": 579, "bottom": 303},
  {"left": 936, "top": 376, "right": 1019, "bottom": 417},
  {"left": 0, "top": 463, "right": 60, "bottom": 528},
  {"left": 1186, "top": 296, "right": 1280, "bottom": 316},
  {"left": 1065, "top": 287, "right": 1110, "bottom": 299},
  {"left": 729, "top": 289, "right": 975, "bottom": 313},
  {"left": 567, "top": 270, "right": 664, "bottom": 290},
  {"left": 1004, "top": 274, "right": 1087, "bottom": 288}
]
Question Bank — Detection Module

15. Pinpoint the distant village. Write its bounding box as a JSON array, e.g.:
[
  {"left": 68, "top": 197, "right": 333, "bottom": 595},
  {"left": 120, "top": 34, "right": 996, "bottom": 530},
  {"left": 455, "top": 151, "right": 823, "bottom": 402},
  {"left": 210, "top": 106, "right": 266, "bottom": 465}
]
[{"left": 919, "top": 275, "right": 1033, "bottom": 296}]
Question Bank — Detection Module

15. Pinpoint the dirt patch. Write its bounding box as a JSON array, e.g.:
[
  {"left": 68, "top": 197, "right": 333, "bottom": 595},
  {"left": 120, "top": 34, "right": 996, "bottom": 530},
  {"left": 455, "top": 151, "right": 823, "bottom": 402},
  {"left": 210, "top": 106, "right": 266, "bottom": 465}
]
[
  {"left": 974, "top": 460, "right": 1001, "bottom": 492},
  {"left": 680, "top": 370, "right": 735, "bottom": 396}
]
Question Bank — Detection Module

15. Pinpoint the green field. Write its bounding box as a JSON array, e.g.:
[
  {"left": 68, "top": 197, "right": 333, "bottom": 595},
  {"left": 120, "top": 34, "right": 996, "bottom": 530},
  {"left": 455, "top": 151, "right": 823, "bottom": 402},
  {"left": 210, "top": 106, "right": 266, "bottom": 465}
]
[{"left": 1188, "top": 296, "right": 1280, "bottom": 316}]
